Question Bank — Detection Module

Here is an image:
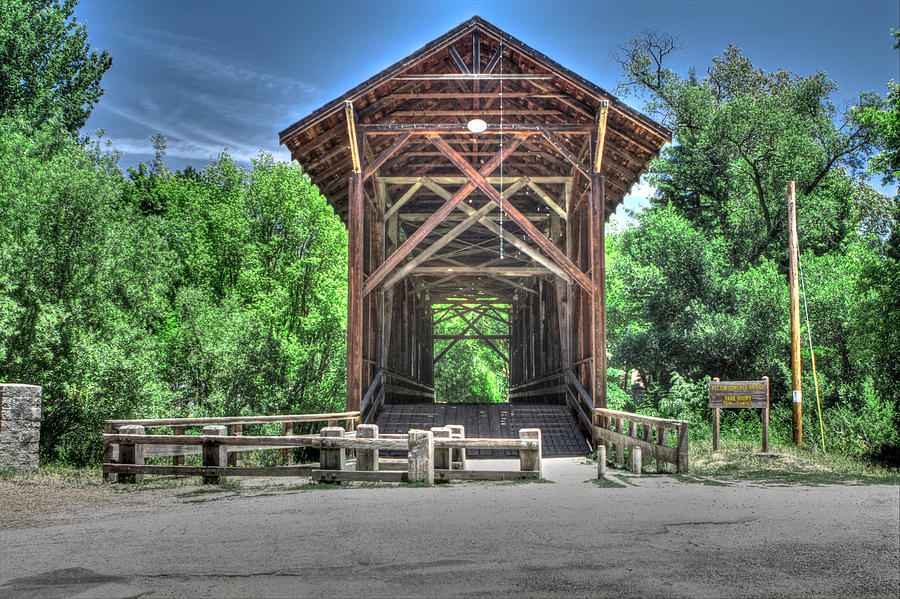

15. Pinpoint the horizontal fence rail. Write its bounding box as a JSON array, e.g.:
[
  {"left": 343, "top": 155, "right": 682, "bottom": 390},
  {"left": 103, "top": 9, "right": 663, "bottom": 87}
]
[
  {"left": 592, "top": 408, "right": 689, "bottom": 474},
  {"left": 102, "top": 419, "right": 542, "bottom": 485}
]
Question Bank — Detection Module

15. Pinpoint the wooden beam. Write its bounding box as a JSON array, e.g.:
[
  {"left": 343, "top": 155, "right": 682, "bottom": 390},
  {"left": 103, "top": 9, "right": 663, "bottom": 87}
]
[
  {"left": 434, "top": 334, "right": 509, "bottom": 340},
  {"left": 594, "top": 100, "right": 610, "bottom": 173},
  {"left": 428, "top": 135, "right": 593, "bottom": 293},
  {"left": 380, "top": 176, "right": 573, "bottom": 184},
  {"left": 383, "top": 179, "right": 423, "bottom": 220},
  {"left": 472, "top": 30, "right": 481, "bottom": 74},
  {"left": 421, "top": 179, "right": 571, "bottom": 282},
  {"left": 362, "top": 135, "right": 527, "bottom": 296},
  {"left": 448, "top": 45, "right": 470, "bottom": 74},
  {"left": 538, "top": 126, "right": 589, "bottom": 178},
  {"left": 347, "top": 171, "right": 364, "bottom": 411},
  {"left": 413, "top": 266, "right": 550, "bottom": 276},
  {"left": 590, "top": 172, "right": 607, "bottom": 409},
  {"left": 526, "top": 180, "right": 567, "bottom": 220},
  {"left": 361, "top": 123, "right": 592, "bottom": 134},
  {"left": 363, "top": 132, "right": 412, "bottom": 181},
  {"left": 344, "top": 101, "right": 361, "bottom": 173},
  {"left": 484, "top": 45, "right": 502, "bottom": 74},
  {"left": 380, "top": 201, "right": 496, "bottom": 291},
  {"left": 394, "top": 73, "right": 554, "bottom": 80}
]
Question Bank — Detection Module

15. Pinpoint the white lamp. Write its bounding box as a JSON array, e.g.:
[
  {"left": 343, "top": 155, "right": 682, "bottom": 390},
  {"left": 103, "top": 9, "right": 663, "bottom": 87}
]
[{"left": 467, "top": 118, "right": 488, "bottom": 134}]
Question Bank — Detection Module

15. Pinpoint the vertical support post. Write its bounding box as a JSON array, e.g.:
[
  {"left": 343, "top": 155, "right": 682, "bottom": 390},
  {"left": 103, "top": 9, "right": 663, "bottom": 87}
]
[
  {"left": 201, "top": 425, "right": 227, "bottom": 485},
  {"left": 628, "top": 420, "right": 637, "bottom": 468},
  {"left": 787, "top": 180, "right": 802, "bottom": 444},
  {"left": 102, "top": 422, "right": 115, "bottom": 481},
  {"left": 173, "top": 425, "right": 185, "bottom": 466},
  {"left": 641, "top": 424, "right": 651, "bottom": 469},
  {"left": 614, "top": 417, "right": 624, "bottom": 468},
  {"left": 762, "top": 375, "right": 770, "bottom": 453},
  {"left": 229, "top": 424, "right": 243, "bottom": 467},
  {"left": 589, "top": 171, "right": 607, "bottom": 409},
  {"left": 347, "top": 173, "right": 364, "bottom": 412},
  {"left": 281, "top": 422, "right": 294, "bottom": 465},
  {"left": 407, "top": 429, "right": 434, "bottom": 484},
  {"left": 117, "top": 425, "right": 144, "bottom": 484},
  {"left": 676, "top": 422, "right": 689, "bottom": 473},
  {"left": 447, "top": 424, "right": 466, "bottom": 470},
  {"left": 631, "top": 446, "right": 642, "bottom": 475},
  {"left": 431, "top": 427, "right": 452, "bottom": 472},
  {"left": 519, "top": 428, "right": 542, "bottom": 477},
  {"left": 713, "top": 408, "right": 720, "bottom": 451},
  {"left": 320, "top": 427, "right": 346, "bottom": 475},
  {"left": 656, "top": 426, "right": 666, "bottom": 472},
  {"left": 597, "top": 445, "right": 607, "bottom": 478},
  {"left": 356, "top": 424, "right": 379, "bottom": 471}
]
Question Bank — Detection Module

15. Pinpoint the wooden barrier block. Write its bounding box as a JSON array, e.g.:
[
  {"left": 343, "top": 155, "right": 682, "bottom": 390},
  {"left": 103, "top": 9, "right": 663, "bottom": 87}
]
[
  {"left": 631, "top": 446, "right": 642, "bottom": 475},
  {"left": 431, "top": 427, "right": 452, "bottom": 476},
  {"left": 597, "top": 445, "right": 606, "bottom": 478},
  {"left": 320, "top": 427, "right": 345, "bottom": 477},
  {"left": 117, "top": 425, "right": 145, "bottom": 483},
  {"left": 356, "top": 424, "right": 379, "bottom": 471},
  {"left": 102, "top": 422, "right": 116, "bottom": 481},
  {"left": 229, "top": 423, "right": 243, "bottom": 467},
  {"left": 628, "top": 421, "right": 637, "bottom": 468},
  {"left": 641, "top": 424, "right": 652, "bottom": 469},
  {"left": 447, "top": 424, "right": 466, "bottom": 470},
  {"left": 407, "top": 429, "right": 434, "bottom": 484},
  {"left": 656, "top": 426, "right": 666, "bottom": 473},
  {"left": 676, "top": 423, "right": 689, "bottom": 474},
  {"left": 614, "top": 418, "right": 624, "bottom": 468},
  {"left": 202, "top": 425, "right": 227, "bottom": 484},
  {"left": 519, "top": 428, "right": 542, "bottom": 478}
]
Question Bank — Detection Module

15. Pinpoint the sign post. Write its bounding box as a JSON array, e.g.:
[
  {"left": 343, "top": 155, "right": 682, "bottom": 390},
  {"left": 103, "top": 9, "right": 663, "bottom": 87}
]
[{"left": 709, "top": 377, "right": 770, "bottom": 452}]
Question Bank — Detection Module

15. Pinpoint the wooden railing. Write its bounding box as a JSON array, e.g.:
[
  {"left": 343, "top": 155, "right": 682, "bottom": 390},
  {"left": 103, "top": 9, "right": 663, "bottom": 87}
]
[
  {"left": 360, "top": 370, "right": 385, "bottom": 423},
  {"left": 592, "top": 408, "right": 689, "bottom": 473},
  {"left": 102, "top": 411, "right": 359, "bottom": 480},
  {"left": 381, "top": 371, "right": 435, "bottom": 404},
  {"left": 508, "top": 370, "right": 566, "bottom": 402},
  {"left": 564, "top": 369, "right": 595, "bottom": 434},
  {"left": 102, "top": 423, "right": 542, "bottom": 484}
]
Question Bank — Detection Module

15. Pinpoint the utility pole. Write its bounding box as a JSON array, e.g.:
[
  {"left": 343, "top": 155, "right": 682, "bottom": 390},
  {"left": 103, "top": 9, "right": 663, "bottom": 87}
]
[{"left": 787, "top": 181, "right": 802, "bottom": 444}]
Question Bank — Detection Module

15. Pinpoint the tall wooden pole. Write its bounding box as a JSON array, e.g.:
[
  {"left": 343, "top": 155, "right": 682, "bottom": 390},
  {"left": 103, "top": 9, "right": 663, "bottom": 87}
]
[
  {"left": 590, "top": 171, "right": 607, "bottom": 409},
  {"left": 787, "top": 181, "right": 802, "bottom": 444}
]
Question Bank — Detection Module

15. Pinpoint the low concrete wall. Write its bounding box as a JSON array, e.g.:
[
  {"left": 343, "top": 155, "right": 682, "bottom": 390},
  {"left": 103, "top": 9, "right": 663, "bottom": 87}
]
[{"left": 0, "top": 384, "right": 42, "bottom": 469}]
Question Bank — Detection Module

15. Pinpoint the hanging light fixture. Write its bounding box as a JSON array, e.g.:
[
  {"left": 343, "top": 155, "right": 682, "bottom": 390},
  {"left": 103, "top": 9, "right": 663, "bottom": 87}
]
[{"left": 467, "top": 118, "right": 487, "bottom": 134}]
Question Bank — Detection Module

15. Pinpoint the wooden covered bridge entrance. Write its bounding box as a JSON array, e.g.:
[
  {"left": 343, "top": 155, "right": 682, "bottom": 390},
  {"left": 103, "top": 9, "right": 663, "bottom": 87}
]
[{"left": 279, "top": 17, "right": 670, "bottom": 456}]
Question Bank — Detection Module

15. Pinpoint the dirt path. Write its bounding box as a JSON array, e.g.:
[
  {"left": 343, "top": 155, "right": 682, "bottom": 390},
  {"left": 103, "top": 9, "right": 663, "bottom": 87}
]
[{"left": 1, "top": 459, "right": 897, "bottom": 598}]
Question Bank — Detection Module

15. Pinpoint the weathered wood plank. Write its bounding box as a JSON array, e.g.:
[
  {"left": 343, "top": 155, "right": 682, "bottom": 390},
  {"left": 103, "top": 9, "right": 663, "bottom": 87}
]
[
  {"left": 314, "top": 469, "right": 407, "bottom": 483},
  {"left": 593, "top": 427, "right": 678, "bottom": 464},
  {"left": 105, "top": 412, "right": 360, "bottom": 429}
]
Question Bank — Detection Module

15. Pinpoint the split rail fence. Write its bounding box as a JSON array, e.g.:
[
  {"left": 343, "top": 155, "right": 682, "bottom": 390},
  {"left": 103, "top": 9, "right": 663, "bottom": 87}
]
[{"left": 102, "top": 412, "right": 541, "bottom": 484}]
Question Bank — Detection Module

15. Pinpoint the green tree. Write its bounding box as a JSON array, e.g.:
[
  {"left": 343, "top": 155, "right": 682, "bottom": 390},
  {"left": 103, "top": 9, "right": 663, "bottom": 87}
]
[{"left": 0, "top": 0, "right": 112, "bottom": 133}]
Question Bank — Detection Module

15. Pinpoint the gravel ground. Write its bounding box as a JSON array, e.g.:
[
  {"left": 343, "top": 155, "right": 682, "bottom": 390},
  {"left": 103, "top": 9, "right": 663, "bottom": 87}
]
[{"left": 0, "top": 458, "right": 897, "bottom": 598}]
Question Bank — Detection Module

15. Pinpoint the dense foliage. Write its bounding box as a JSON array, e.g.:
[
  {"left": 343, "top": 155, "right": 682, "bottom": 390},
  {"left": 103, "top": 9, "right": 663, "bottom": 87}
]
[
  {"left": 0, "top": 121, "right": 348, "bottom": 463},
  {"left": 609, "top": 31, "right": 899, "bottom": 461},
  {"left": 433, "top": 306, "right": 509, "bottom": 403}
]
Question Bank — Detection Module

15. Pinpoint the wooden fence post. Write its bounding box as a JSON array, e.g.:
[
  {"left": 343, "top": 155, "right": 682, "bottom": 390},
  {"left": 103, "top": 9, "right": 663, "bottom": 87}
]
[
  {"left": 597, "top": 445, "right": 607, "bottom": 477},
  {"left": 407, "top": 429, "right": 434, "bottom": 484},
  {"left": 614, "top": 417, "right": 624, "bottom": 468},
  {"left": 519, "top": 428, "right": 542, "bottom": 477},
  {"left": 281, "top": 422, "right": 294, "bottom": 465},
  {"left": 713, "top": 407, "right": 720, "bottom": 451},
  {"left": 431, "top": 427, "right": 452, "bottom": 477},
  {"left": 628, "top": 420, "right": 637, "bottom": 469},
  {"left": 173, "top": 425, "right": 185, "bottom": 466},
  {"left": 641, "top": 424, "right": 651, "bottom": 469},
  {"left": 447, "top": 424, "right": 466, "bottom": 470},
  {"left": 117, "top": 425, "right": 144, "bottom": 483},
  {"left": 356, "top": 424, "right": 379, "bottom": 471},
  {"left": 676, "top": 422, "right": 689, "bottom": 473},
  {"left": 631, "top": 446, "right": 642, "bottom": 474},
  {"left": 202, "top": 425, "right": 227, "bottom": 484},
  {"left": 102, "top": 422, "right": 116, "bottom": 481},
  {"left": 229, "top": 424, "right": 243, "bottom": 467},
  {"left": 656, "top": 426, "right": 666, "bottom": 473},
  {"left": 320, "top": 427, "right": 345, "bottom": 477}
]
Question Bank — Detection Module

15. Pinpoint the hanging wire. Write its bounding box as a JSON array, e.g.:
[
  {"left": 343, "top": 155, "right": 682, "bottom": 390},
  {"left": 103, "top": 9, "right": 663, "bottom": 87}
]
[
  {"left": 798, "top": 250, "right": 827, "bottom": 453},
  {"left": 498, "top": 38, "right": 504, "bottom": 259}
]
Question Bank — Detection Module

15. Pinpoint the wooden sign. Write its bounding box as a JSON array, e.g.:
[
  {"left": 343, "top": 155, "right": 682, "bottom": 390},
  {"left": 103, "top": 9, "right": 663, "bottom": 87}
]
[
  {"left": 709, "top": 379, "right": 769, "bottom": 409},
  {"left": 710, "top": 377, "right": 769, "bottom": 452}
]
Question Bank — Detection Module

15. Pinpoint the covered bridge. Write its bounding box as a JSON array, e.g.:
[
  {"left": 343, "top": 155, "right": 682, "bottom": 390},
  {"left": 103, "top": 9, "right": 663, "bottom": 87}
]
[{"left": 279, "top": 16, "right": 670, "bottom": 454}]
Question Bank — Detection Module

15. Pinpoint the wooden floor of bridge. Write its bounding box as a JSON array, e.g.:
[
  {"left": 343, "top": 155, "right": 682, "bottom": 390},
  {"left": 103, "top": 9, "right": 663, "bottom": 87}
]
[{"left": 375, "top": 403, "right": 591, "bottom": 458}]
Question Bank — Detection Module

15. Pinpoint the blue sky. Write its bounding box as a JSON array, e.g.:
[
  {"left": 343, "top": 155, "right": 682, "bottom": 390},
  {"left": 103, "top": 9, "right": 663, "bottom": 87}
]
[{"left": 76, "top": 0, "right": 899, "bottom": 211}]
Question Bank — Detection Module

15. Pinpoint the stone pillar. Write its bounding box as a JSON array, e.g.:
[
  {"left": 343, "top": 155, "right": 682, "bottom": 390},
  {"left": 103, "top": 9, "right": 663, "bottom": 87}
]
[{"left": 0, "top": 384, "right": 42, "bottom": 469}]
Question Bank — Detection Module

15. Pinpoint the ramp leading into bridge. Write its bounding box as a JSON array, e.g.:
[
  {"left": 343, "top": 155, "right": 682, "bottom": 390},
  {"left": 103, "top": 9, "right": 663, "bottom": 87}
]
[{"left": 375, "top": 403, "right": 591, "bottom": 458}]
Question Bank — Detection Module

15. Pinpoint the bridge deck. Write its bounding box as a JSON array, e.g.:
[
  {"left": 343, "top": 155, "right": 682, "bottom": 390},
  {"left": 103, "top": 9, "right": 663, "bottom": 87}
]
[{"left": 375, "top": 403, "right": 591, "bottom": 458}]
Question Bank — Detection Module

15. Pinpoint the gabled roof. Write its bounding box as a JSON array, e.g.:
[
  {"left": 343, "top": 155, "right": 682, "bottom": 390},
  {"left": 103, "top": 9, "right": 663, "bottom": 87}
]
[{"left": 279, "top": 16, "right": 671, "bottom": 221}]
